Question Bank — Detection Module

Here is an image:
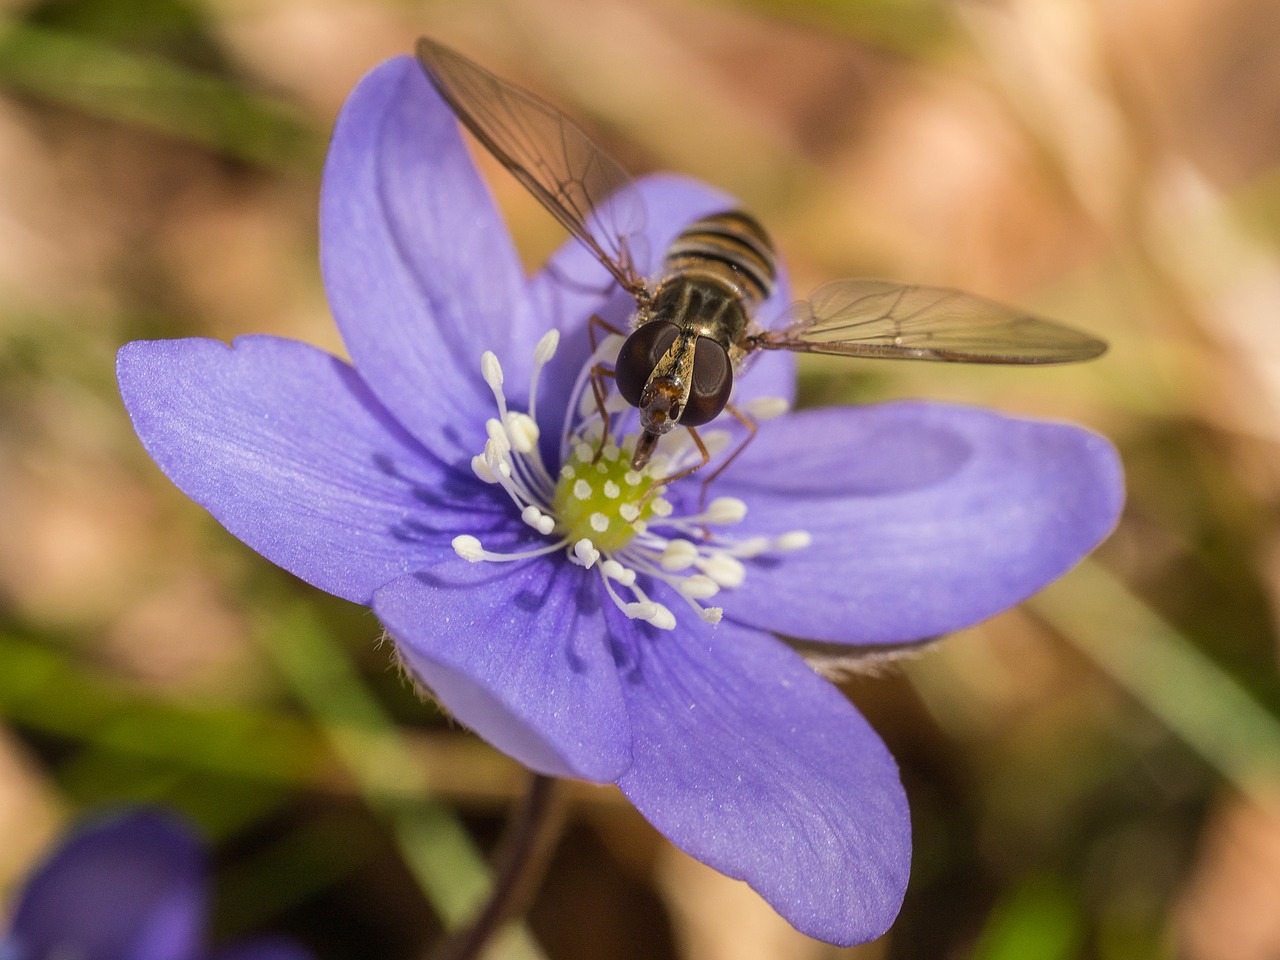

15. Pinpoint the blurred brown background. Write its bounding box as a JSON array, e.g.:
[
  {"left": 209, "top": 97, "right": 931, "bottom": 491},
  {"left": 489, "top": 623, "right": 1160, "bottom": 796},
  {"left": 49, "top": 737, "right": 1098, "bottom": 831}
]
[{"left": 2, "top": 0, "right": 1280, "bottom": 958}]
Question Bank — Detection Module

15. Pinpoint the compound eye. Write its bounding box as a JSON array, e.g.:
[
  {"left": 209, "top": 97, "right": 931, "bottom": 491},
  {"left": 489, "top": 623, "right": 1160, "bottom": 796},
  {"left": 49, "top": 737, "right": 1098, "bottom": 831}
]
[
  {"left": 681, "top": 337, "right": 733, "bottom": 426},
  {"left": 615, "top": 321, "right": 679, "bottom": 407}
]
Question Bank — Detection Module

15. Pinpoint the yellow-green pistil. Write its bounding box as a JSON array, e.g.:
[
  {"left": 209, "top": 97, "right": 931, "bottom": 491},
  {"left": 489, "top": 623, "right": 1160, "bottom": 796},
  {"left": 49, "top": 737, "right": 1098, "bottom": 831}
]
[{"left": 552, "top": 439, "right": 666, "bottom": 553}]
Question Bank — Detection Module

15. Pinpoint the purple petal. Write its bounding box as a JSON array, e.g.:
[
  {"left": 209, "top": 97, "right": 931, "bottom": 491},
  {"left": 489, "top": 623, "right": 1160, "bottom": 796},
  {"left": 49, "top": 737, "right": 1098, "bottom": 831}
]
[
  {"left": 528, "top": 174, "right": 797, "bottom": 447},
  {"left": 6, "top": 810, "right": 205, "bottom": 960},
  {"left": 320, "top": 56, "right": 539, "bottom": 463},
  {"left": 613, "top": 614, "right": 910, "bottom": 945},
  {"left": 206, "top": 939, "right": 314, "bottom": 960},
  {"left": 713, "top": 401, "right": 1124, "bottom": 644},
  {"left": 374, "top": 556, "right": 631, "bottom": 781},
  {"left": 118, "top": 336, "right": 495, "bottom": 604}
]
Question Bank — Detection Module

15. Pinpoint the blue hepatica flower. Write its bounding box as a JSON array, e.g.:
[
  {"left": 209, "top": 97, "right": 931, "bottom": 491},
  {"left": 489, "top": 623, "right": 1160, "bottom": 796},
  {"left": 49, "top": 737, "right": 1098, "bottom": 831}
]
[
  {"left": 116, "top": 57, "right": 1123, "bottom": 944},
  {"left": 1, "top": 809, "right": 311, "bottom": 960}
]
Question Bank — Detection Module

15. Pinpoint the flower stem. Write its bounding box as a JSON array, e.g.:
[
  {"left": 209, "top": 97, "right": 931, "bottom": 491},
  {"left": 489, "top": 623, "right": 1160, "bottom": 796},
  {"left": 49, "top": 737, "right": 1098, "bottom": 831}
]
[{"left": 430, "top": 774, "right": 563, "bottom": 960}]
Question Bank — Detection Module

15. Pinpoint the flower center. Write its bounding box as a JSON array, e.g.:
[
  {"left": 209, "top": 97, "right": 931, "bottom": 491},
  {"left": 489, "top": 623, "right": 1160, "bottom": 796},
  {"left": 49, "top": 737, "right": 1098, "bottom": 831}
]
[
  {"left": 552, "top": 440, "right": 656, "bottom": 552},
  {"left": 450, "top": 329, "right": 810, "bottom": 631}
]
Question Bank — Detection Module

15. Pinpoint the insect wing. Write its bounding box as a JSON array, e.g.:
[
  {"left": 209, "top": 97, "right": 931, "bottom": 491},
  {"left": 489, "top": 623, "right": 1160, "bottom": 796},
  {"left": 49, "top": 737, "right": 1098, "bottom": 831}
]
[
  {"left": 761, "top": 279, "right": 1106, "bottom": 364},
  {"left": 416, "top": 37, "right": 649, "bottom": 295}
]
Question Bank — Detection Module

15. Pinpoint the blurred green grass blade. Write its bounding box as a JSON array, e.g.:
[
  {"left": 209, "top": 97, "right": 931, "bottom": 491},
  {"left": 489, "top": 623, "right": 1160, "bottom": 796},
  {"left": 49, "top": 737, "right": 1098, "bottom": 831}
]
[
  {"left": 1032, "top": 559, "right": 1280, "bottom": 808},
  {"left": 0, "top": 632, "right": 326, "bottom": 786},
  {"left": 970, "top": 875, "right": 1082, "bottom": 960},
  {"left": 0, "top": 19, "right": 325, "bottom": 173},
  {"left": 258, "top": 602, "right": 546, "bottom": 960}
]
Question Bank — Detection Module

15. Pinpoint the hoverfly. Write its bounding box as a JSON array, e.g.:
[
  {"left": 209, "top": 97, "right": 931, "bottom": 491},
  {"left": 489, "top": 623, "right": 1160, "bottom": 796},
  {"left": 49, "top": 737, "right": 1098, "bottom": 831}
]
[{"left": 415, "top": 37, "right": 1106, "bottom": 473}]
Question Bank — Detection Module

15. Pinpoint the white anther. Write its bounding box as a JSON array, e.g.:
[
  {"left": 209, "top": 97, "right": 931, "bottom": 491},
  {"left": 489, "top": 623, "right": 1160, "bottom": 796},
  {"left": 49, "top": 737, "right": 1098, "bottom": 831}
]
[
  {"left": 598, "top": 333, "right": 626, "bottom": 358},
  {"left": 678, "top": 575, "right": 720, "bottom": 600},
  {"left": 505, "top": 412, "right": 540, "bottom": 453},
  {"left": 745, "top": 396, "right": 789, "bottom": 421},
  {"left": 623, "top": 601, "right": 657, "bottom": 621},
  {"left": 533, "top": 328, "right": 560, "bottom": 365},
  {"left": 573, "top": 539, "right": 600, "bottom": 569},
  {"left": 574, "top": 441, "right": 594, "bottom": 462},
  {"left": 699, "top": 606, "right": 723, "bottom": 624},
  {"left": 734, "top": 536, "right": 771, "bottom": 558},
  {"left": 485, "top": 420, "right": 510, "bottom": 455},
  {"left": 702, "top": 430, "right": 732, "bottom": 457},
  {"left": 452, "top": 535, "right": 485, "bottom": 562},
  {"left": 706, "top": 497, "right": 747, "bottom": 525},
  {"left": 601, "top": 559, "right": 636, "bottom": 586},
  {"left": 604, "top": 392, "right": 630, "bottom": 414},
  {"left": 589, "top": 512, "right": 610, "bottom": 533},
  {"left": 480, "top": 351, "right": 503, "bottom": 390},
  {"left": 471, "top": 454, "right": 497, "bottom": 484},
  {"left": 618, "top": 502, "right": 641, "bottom": 523},
  {"left": 775, "top": 530, "right": 813, "bottom": 551},
  {"left": 601, "top": 444, "right": 621, "bottom": 462},
  {"left": 647, "top": 603, "right": 677, "bottom": 631},
  {"left": 661, "top": 539, "right": 698, "bottom": 571},
  {"left": 603, "top": 481, "right": 621, "bottom": 499},
  {"left": 560, "top": 465, "right": 575, "bottom": 479},
  {"left": 623, "top": 470, "right": 643, "bottom": 486},
  {"left": 650, "top": 498, "right": 674, "bottom": 517},
  {"left": 572, "top": 479, "right": 592, "bottom": 501},
  {"left": 521, "top": 506, "right": 555, "bottom": 535},
  {"left": 700, "top": 553, "right": 746, "bottom": 588}
]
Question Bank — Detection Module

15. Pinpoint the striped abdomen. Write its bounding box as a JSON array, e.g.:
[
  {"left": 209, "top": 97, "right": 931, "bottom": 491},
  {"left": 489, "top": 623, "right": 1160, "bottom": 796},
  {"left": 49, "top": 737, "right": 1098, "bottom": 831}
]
[{"left": 661, "top": 210, "right": 777, "bottom": 309}]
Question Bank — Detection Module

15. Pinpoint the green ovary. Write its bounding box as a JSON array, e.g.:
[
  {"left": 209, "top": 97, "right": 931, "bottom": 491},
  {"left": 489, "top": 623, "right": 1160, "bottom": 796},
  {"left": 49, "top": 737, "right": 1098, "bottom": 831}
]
[{"left": 552, "top": 439, "right": 659, "bottom": 553}]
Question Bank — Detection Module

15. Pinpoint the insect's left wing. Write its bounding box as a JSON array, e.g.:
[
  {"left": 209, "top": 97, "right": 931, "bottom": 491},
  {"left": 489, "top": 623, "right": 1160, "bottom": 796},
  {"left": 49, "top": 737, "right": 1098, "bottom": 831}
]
[
  {"left": 416, "top": 37, "right": 649, "bottom": 296},
  {"left": 756, "top": 279, "right": 1107, "bottom": 364}
]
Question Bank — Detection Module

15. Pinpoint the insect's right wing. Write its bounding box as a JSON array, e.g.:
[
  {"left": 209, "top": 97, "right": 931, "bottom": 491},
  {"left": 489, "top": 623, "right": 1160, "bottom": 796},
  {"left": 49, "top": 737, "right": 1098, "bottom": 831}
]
[
  {"left": 757, "top": 279, "right": 1107, "bottom": 364},
  {"left": 416, "top": 37, "right": 649, "bottom": 296}
]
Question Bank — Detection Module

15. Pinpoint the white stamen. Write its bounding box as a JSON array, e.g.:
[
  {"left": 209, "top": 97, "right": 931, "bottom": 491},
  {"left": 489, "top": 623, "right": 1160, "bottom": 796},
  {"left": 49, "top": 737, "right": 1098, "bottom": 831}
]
[
  {"left": 453, "top": 535, "right": 486, "bottom": 562},
  {"left": 678, "top": 575, "right": 720, "bottom": 600},
  {"left": 745, "top": 396, "right": 790, "bottom": 421},
  {"left": 699, "top": 607, "right": 723, "bottom": 624},
  {"left": 572, "top": 479, "right": 592, "bottom": 500},
  {"left": 699, "top": 554, "right": 746, "bottom": 588},
  {"left": 618, "top": 503, "right": 641, "bottom": 522},
  {"left": 705, "top": 497, "right": 747, "bottom": 525},
  {"left": 589, "top": 512, "right": 610, "bottom": 533},
  {"left": 624, "top": 470, "right": 643, "bottom": 486},
  {"left": 481, "top": 351, "right": 503, "bottom": 391},
  {"left": 776, "top": 530, "right": 813, "bottom": 551},
  {"left": 661, "top": 539, "right": 698, "bottom": 571},
  {"left": 471, "top": 455, "right": 497, "bottom": 484},
  {"left": 733, "top": 536, "right": 771, "bottom": 558},
  {"left": 648, "top": 603, "right": 677, "bottom": 630},
  {"left": 505, "top": 412, "right": 540, "bottom": 453},
  {"left": 603, "top": 480, "right": 621, "bottom": 499},
  {"left": 522, "top": 506, "right": 556, "bottom": 536},
  {"left": 485, "top": 420, "right": 510, "bottom": 455},
  {"left": 601, "top": 559, "right": 636, "bottom": 586},
  {"left": 650, "top": 498, "right": 673, "bottom": 518},
  {"left": 533, "top": 328, "right": 560, "bottom": 365},
  {"left": 573, "top": 538, "right": 600, "bottom": 569}
]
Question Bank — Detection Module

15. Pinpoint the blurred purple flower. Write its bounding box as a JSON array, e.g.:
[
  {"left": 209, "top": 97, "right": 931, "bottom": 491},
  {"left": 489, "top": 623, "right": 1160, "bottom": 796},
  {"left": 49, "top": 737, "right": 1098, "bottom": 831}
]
[
  {"left": 1, "top": 809, "right": 311, "bottom": 960},
  {"left": 115, "top": 57, "right": 1122, "bottom": 944}
]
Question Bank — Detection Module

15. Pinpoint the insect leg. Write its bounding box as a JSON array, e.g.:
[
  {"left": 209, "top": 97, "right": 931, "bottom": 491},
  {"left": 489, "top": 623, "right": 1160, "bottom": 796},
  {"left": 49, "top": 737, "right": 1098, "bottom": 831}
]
[
  {"left": 587, "top": 313, "right": 626, "bottom": 353},
  {"left": 587, "top": 364, "right": 617, "bottom": 461},
  {"left": 652, "top": 427, "right": 711, "bottom": 490},
  {"left": 696, "top": 403, "right": 758, "bottom": 509}
]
